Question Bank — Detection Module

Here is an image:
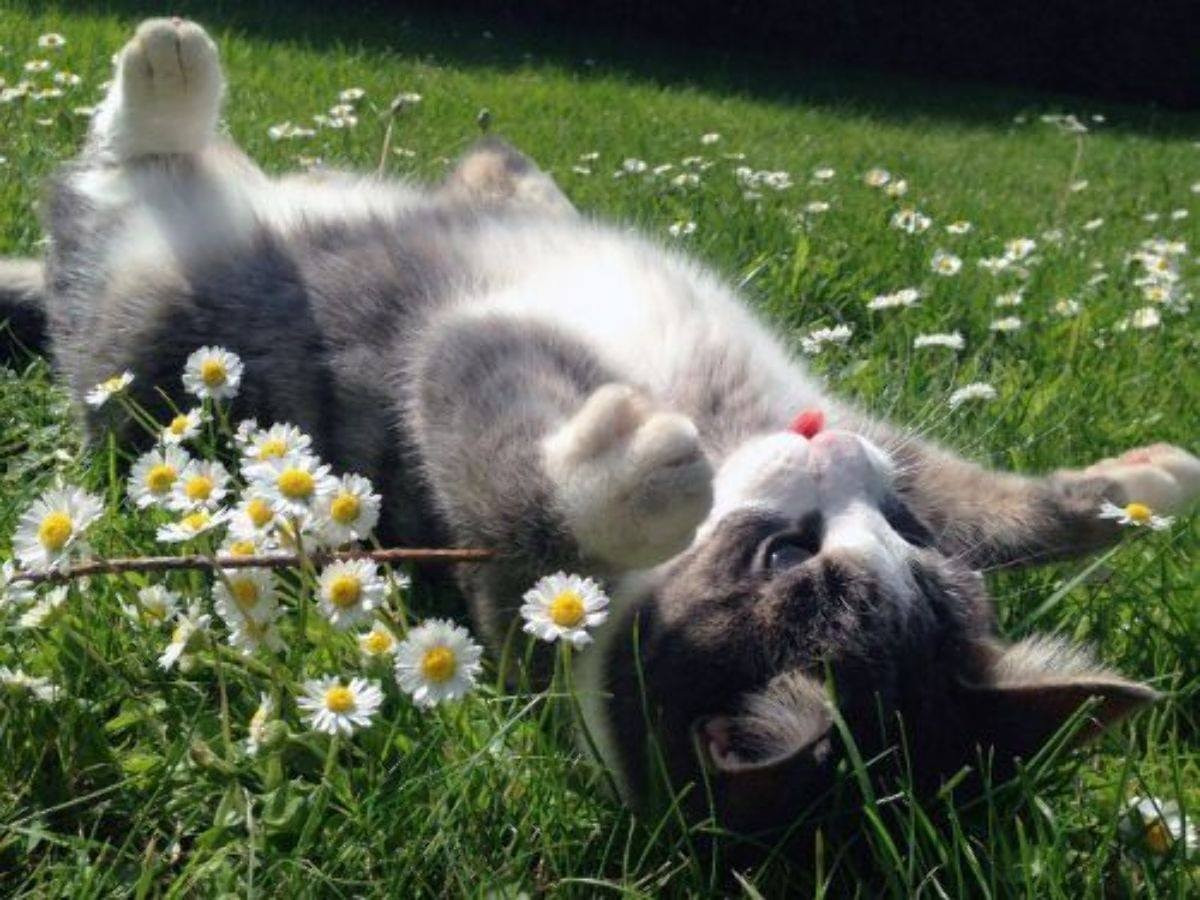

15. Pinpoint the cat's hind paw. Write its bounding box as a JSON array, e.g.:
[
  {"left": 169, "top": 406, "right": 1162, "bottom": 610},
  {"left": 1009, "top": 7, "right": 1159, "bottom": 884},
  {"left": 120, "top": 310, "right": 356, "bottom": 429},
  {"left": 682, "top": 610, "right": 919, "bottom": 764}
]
[
  {"left": 92, "top": 18, "right": 222, "bottom": 158},
  {"left": 1082, "top": 443, "right": 1200, "bottom": 514},
  {"left": 544, "top": 384, "right": 714, "bottom": 568}
]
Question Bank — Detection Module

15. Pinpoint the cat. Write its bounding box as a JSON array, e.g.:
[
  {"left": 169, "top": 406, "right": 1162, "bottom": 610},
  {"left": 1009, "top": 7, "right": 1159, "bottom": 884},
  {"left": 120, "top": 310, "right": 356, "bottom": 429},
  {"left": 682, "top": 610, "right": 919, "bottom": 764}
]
[{"left": 2, "top": 17, "right": 1198, "bottom": 837}]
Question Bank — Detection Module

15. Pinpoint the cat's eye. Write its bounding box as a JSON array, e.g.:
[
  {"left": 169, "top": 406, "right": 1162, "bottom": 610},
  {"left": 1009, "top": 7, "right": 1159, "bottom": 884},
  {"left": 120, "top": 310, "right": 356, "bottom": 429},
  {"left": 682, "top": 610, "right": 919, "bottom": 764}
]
[
  {"left": 766, "top": 539, "right": 812, "bottom": 572},
  {"left": 882, "top": 497, "right": 935, "bottom": 548}
]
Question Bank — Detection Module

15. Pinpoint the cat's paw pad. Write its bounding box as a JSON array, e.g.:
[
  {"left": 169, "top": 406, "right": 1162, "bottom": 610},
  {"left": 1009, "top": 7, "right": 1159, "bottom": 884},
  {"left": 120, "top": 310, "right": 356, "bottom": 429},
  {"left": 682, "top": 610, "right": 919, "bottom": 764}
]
[
  {"left": 1083, "top": 443, "right": 1200, "bottom": 512},
  {"left": 544, "top": 384, "right": 714, "bottom": 568},
  {"left": 96, "top": 18, "right": 222, "bottom": 157}
]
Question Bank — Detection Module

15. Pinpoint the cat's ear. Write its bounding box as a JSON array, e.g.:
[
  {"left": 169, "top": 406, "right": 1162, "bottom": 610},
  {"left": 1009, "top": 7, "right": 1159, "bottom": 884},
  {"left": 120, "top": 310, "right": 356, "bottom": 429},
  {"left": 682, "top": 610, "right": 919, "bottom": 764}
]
[
  {"left": 693, "top": 671, "right": 833, "bottom": 827},
  {"left": 962, "top": 636, "right": 1159, "bottom": 762},
  {"left": 439, "top": 137, "right": 575, "bottom": 216}
]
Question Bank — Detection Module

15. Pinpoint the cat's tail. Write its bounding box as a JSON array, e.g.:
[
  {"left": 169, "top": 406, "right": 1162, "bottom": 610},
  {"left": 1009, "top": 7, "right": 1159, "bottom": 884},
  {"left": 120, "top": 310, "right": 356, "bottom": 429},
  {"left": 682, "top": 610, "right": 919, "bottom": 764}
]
[{"left": 0, "top": 258, "right": 48, "bottom": 363}]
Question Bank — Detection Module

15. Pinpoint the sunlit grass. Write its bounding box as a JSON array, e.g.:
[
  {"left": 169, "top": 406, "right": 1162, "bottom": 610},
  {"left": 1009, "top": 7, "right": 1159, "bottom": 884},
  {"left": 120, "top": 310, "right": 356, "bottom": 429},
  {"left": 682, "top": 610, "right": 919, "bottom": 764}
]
[{"left": 0, "top": 2, "right": 1197, "bottom": 895}]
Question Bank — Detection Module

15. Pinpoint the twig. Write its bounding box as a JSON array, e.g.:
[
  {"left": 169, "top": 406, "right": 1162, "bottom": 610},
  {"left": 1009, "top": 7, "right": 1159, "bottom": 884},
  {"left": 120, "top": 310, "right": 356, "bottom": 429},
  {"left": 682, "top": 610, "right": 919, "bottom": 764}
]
[{"left": 14, "top": 547, "right": 495, "bottom": 586}]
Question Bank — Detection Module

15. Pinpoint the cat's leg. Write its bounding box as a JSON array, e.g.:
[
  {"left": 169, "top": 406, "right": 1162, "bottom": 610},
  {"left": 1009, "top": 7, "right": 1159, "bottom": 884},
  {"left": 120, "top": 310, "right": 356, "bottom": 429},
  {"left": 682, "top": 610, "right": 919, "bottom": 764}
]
[
  {"left": 88, "top": 17, "right": 224, "bottom": 160},
  {"left": 408, "top": 314, "right": 714, "bottom": 646},
  {"left": 887, "top": 437, "right": 1200, "bottom": 569}
]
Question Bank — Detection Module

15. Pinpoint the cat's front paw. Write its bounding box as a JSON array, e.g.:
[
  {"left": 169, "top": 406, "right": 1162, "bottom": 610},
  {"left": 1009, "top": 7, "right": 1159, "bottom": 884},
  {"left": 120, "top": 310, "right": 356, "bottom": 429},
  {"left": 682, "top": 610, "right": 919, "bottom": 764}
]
[
  {"left": 93, "top": 18, "right": 222, "bottom": 157},
  {"left": 544, "top": 384, "right": 714, "bottom": 568},
  {"left": 1078, "top": 443, "right": 1200, "bottom": 513}
]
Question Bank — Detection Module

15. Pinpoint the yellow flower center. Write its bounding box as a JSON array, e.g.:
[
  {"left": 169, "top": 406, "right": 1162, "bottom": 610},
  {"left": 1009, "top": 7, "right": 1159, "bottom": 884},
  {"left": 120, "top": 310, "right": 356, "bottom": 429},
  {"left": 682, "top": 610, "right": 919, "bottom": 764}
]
[
  {"left": 230, "top": 578, "right": 260, "bottom": 608},
  {"left": 324, "top": 685, "right": 356, "bottom": 713},
  {"left": 171, "top": 623, "right": 189, "bottom": 645},
  {"left": 199, "top": 358, "right": 227, "bottom": 388},
  {"left": 184, "top": 474, "right": 214, "bottom": 502},
  {"left": 1124, "top": 502, "right": 1152, "bottom": 524},
  {"left": 327, "top": 574, "right": 362, "bottom": 609},
  {"left": 420, "top": 646, "right": 456, "bottom": 683},
  {"left": 330, "top": 493, "right": 360, "bottom": 524},
  {"left": 258, "top": 438, "right": 287, "bottom": 459},
  {"left": 277, "top": 468, "right": 315, "bottom": 500},
  {"left": 169, "top": 414, "right": 191, "bottom": 436},
  {"left": 143, "top": 601, "right": 167, "bottom": 622},
  {"left": 100, "top": 375, "right": 126, "bottom": 392},
  {"left": 1145, "top": 819, "right": 1173, "bottom": 855},
  {"left": 182, "top": 510, "right": 210, "bottom": 532},
  {"left": 227, "top": 539, "right": 257, "bottom": 557},
  {"left": 246, "top": 498, "right": 274, "bottom": 528},
  {"left": 37, "top": 511, "right": 74, "bottom": 552},
  {"left": 549, "top": 590, "right": 586, "bottom": 628},
  {"left": 361, "top": 629, "right": 394, "bottom": 655},
  {"left": 146, "top": 463, "right": 177, "bottom": 494}
]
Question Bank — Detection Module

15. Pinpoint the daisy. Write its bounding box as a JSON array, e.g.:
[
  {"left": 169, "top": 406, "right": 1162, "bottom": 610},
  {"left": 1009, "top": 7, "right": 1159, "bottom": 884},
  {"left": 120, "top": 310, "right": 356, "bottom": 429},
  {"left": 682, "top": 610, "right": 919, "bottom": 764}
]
[
  {"left": 948, "top": 383, "right": 997, "bottom": 409},
  {"left": 994, "top": 290, "right": 1023, "bottom": 307},
  {"left": 913, "top": 332, "right": 965, "bottom": 350},
  {"left": 359, "top": 622, "right": 398, "bottom": 658},
  {"left": 156, "top": 508, "right": 229, "bottom": 544},
  {"left": 338, "top": 87, "right": 365, "bottom": 102},
  {"left": 1126, "top": 307, "right": 1162, "bottom": 330},
  {"left": 0, "top": 666, "right": 58, "bottom": 702},
  {"left": 298, "top": 676, "right": 383, "bottom": 735},
  {"left": 1098, "top": 501, "right": 1173, "bottom": 531},
  {"left": 167, "top": 459, "right": 231, "bottom": 513},
  {"left": 1003, "top": 237, "right": 1036, "bottom": 261},
  {"left": 804, "top": 200, "right": 831, "bottom": 214},
  {"left": 800, "top": 324, "right": 853, "bottom": 355},
  {"left": 670, "top": 172, "right": 699, "bottom": 188},
  {"left": 246, "top": 693, "right": 275, "bottom": 755},
  {"left": 225, "top": 607, "right": 286, "bottom": 656},
  {"left": 182, "top": 346, "right": 243, "bottom": 401},
  {"left": 316, "top": 559, "right": 385, "bottom": 630},
  {"left": 699, "top": 132, "right": 721, "bottom": 145},
  {"left": 989, "top": 316, "right": 1023, "bottom": 333},
  {"left": 23, "top": 59, "right": 51, "bottom": 73},
  {"left": 977, "top": 256, "right": 1010, "bottom": 275},
  {"left": 318, "top": 473, "right": 381, "bottom": 546},
  {"left": 219, "top": 531, "right": 266, "bottom": 558},
  {"left": 930, "top": 251, "right": 962, "bottom": 276},
  {"left": 891, "top": 208, "right": 931, "bottom": 234},
  {"left": 213, "top": 568, "right": 277, "bottom": 626},
  {"left": 128, "top": 445, "right": 190, "bottom": 509},
  {"left": 159, "top": 606, "right": 211, "bottom": 671},
  {"left": 244, "top": 452, "right": 337, "bottom": 520},
  {"left": 52, "top": 71, "right": 81, "bottom": 87},
  {"left": 389, "top": 91, "right": 422, "bottom": 112},
  {"left": 17, "top": 586, "right": 68, "bottom": 628},
  {"left": 394, "top": 619, "right": 483, "bottom": 707},
  {"left": 37, "top": 33, "right": 66, "bottom": 49},
  {"left": 124, "top": 584, "right": 181, "bottom": 627},
  {"left": 945, "top": 220, "right": 973, "bottom": 234},
  {"left": 520, "top": 572, "right": 610, "bottom": 648},
  {"left": 812, "top": 167, "right": 835, "bottom": 182},
  {"left": 622, "top": 158, "right": 648, "bottom": 174},
  {"left": 1119, "top": 796, "right": 1197, "bottom": 860},
  {"left": 13, "top": 485, "right": 103, "bottom": 572},
  {"left": 883, "top": 179, "right": 908, "bottom": 198},
  {"left": 228, "top": 494, "right": 279, "bottom": 541},
  {"left": 868, "top": 288, "right": 920, "bottom": 311},
  {"left": 1053, "top": 298, "right": 1082, "bottom": 317},
  {"left": 863, "top": 168, "right": 890, "bottom": 187},
  {"left": 1, "top": 560, "right": 35, "bottom": 608},
  {"left": 1082, "top": 217, "right": 1104, "bottom": 231},
  {"left": 668, "top": 220, "right": 696, "bottom": 237},
  {"left": 84, "top": 371, "right": 133, "bottom": 408},
  {"left": 161, "top": 408, "right": 203, "bottom": 445}
]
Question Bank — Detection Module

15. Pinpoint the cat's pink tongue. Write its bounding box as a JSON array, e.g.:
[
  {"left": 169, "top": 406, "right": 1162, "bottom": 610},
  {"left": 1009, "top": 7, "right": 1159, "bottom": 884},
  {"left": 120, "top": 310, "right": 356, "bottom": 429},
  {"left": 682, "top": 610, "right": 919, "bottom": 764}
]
[{"left": 789, "top": 408, "right": 825, "bottom": 439}]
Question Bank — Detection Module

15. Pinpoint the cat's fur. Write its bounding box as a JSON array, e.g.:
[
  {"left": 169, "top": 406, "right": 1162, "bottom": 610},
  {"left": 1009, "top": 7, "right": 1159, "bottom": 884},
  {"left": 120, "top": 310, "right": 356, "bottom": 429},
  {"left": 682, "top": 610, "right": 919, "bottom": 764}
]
[{"left": 3, "top": 18, "right": 1198, "bottom": 837}]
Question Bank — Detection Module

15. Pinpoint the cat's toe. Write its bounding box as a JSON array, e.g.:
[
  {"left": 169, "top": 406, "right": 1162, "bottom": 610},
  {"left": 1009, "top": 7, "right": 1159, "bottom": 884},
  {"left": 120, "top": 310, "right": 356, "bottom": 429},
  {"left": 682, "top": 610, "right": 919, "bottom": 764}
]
[
  {"left": 1084, "top": 443, "right": 1200, "bottom": 513},
  {"left": 544, "top": 384, "right": 713, "bottom": 568},
  {"left": 124, "top": 18, "right": 220, "bottom": 95}
]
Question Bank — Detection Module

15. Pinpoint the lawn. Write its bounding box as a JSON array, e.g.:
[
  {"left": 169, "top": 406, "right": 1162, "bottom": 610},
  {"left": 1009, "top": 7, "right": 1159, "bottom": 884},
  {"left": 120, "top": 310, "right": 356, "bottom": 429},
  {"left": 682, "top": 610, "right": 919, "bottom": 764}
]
[{"left": 0, "top": 1, "right": 1197, "bottom": 896}]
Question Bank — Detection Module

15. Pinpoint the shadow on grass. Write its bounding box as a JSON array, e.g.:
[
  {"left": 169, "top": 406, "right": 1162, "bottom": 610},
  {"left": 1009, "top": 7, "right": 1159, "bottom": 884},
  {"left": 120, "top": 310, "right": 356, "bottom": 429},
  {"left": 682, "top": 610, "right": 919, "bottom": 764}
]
[{"left": 31, "top": 0, "right": 1200, "bottom": 139}]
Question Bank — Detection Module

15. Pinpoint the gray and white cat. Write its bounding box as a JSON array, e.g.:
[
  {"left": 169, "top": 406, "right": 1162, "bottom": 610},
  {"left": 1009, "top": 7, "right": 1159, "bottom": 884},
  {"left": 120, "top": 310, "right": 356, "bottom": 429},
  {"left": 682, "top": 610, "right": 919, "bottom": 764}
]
[{"left": 3, "top": 18, "right": 1198, "bottom": 836}]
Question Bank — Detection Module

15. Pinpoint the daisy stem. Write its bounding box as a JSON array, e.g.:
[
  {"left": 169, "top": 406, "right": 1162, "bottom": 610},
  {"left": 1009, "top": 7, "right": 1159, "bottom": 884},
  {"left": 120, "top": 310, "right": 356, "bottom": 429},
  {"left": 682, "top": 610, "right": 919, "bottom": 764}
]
[
  {"left": 560, "top": 642, "right": 622, "bottom": 800},
  {"left": 292, "top": 520, "right": 312, "bottom": 671},
  {"left": 211, "top": 636, "right": 235, "bottom": 760},
  {"left": 114, "top": 393, "right": 166, "bottom": 441}
]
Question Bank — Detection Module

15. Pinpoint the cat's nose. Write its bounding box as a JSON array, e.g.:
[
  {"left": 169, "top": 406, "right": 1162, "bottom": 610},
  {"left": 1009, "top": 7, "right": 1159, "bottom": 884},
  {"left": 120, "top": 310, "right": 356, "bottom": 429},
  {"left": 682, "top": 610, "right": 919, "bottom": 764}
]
[{"left": 807, "top": 430, "right": 892, "bottom": 504}]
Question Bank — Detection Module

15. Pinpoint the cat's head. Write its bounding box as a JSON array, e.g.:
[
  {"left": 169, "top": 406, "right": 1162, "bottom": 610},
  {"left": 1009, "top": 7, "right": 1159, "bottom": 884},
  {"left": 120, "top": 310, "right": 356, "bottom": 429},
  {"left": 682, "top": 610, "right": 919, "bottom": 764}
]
[{"left": 600, "top": 429, "right": 1156, "bottom": 834}]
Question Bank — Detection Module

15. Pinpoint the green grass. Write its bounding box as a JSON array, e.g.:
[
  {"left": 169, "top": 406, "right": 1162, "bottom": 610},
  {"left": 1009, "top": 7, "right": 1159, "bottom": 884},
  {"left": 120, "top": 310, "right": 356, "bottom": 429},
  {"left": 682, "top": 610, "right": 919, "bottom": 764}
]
[{"left": 1, "top": 2, "right": 1198, "bottom": 895}]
